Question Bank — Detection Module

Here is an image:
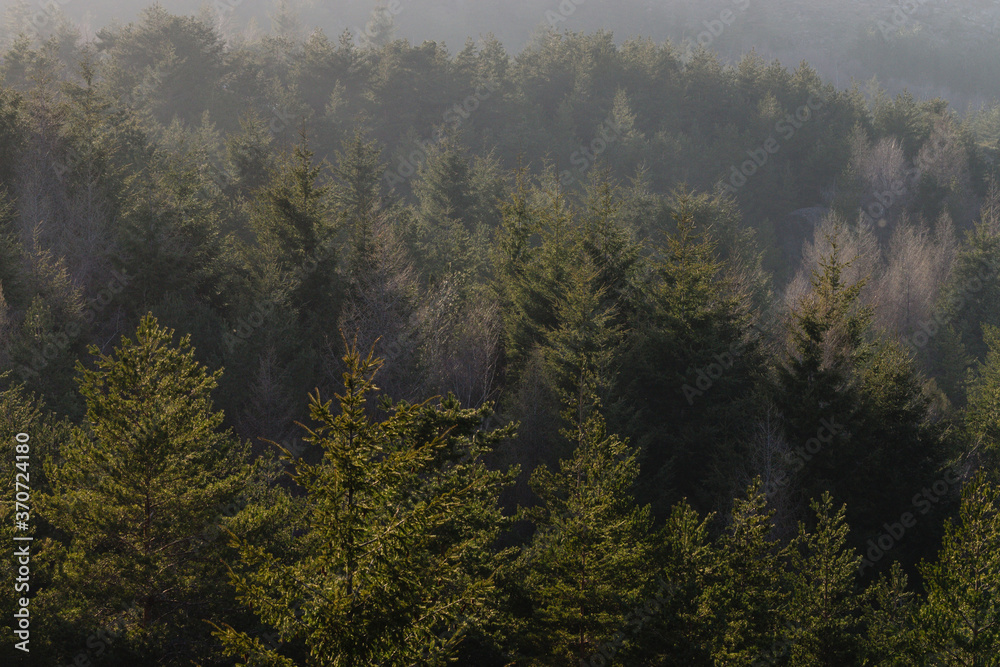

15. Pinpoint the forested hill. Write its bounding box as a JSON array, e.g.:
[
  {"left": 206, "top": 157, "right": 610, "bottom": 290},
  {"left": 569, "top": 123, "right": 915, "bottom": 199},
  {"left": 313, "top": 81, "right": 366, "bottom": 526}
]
[{"left": 3, "top": 5, "right": 1000, "bottom": 666}]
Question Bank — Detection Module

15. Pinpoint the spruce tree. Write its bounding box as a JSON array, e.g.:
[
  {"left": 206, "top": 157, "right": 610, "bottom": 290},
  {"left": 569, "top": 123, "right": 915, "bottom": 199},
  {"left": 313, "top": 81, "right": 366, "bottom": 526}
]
[
  {"left": 862, "top": 563, "right": 920, "bottom": 666},
  {"left": 37, "top": 314, "right": 267, "bottom": 665},
  {"left": 701, "top": 482, "right": 788, "bottom": 665},
  {"left": 965, "top": 324, "right": 1000, "bottom": 467},
  {"left": 917, "top": 474, "right": 1000, "bottom": 664},
  {"left": 513, "top": 408, "right": 653, "bottom": 664},
  {"left": 939, "top": 189, "right": 1000, "bottom": 364},
  {"left": 214, "top": 344, "right": 515, "bottom": 666},
  {"left": 511, "top": 305, "right": 652, "bottom": 665},
  {"left": 784, "top": 492, "right": 864, "bottom": 665},
  {"left": 776, "top": 239, "right": 943, "bottom": 555}
]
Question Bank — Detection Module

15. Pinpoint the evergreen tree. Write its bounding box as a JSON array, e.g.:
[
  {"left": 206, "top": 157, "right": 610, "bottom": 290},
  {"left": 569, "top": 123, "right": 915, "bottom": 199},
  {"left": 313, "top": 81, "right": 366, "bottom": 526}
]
[
  {"left": 618, "top": 203, "right": 761, "bottom": 514},
  {"left": 214, "top": 344, "right": 515, "bottom": 665},
  {"left": 784, "top": 493, "right": 864, "bottom": 666},
  {"left": 512, "top": 408, "right": 653, "bottom": 664},
  {"left": 917, "top": 474, "right": 1000, "bottom": 664},
  {"left": 965, "top": 324, "right": 1000, "bottom": 467},
  {"left": 862, "top": 563, "right": 920, "bottom": 666},
  {"left": 776, "top": 239, "right": 944, "bottom": 554},
  {"left": 701, "top": 482, "right": 788, "bottom": 665},
  {"left": 37, "top": 314, "right": 267, "bottom": 665},
  {"left": 939, "top": 190, "right": 1000, "bottom": 364},
  {"left": 410, "top": 139, "right": 501, "bottom": 282},
  {"left": 636, "top": 501, "right": 716, "bottom": 666}
]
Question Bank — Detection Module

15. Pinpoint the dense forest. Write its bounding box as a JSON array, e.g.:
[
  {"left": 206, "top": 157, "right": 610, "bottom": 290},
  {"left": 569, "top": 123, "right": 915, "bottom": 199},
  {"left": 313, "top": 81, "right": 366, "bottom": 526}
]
[{"left": 3, "top": 2, "right": 1000, "bottom": 665}]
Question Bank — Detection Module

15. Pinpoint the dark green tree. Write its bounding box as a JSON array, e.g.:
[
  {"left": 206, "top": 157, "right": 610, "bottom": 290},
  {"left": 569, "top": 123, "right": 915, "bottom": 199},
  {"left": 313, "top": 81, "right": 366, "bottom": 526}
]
[
  {"left": 512, "top": 408, "right": 653, "bottom": 664},
  {"left": 214, "top": 344, "right": 516, "bottom": 666},
  {"left": 701, "top": 482, "right": 788, "bottom": 665},
  {"left": 784, "top": 493, "right": 864, "bottom": 666},
  {"left": 965, "top": 325, "right": 1000, "bottom": 469},
  {"left": 917, "top": 474, "right": 1000, "bottom": 664},
  {"left": 37, "top": 314, "right": 268, "bottom": 665}
]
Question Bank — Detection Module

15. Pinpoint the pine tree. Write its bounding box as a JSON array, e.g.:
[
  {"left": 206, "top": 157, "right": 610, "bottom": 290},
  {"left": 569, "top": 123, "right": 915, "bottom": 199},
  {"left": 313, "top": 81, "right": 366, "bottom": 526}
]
[
  {"left": 701, "top": 482, "right": 788, "bottom": 665},
  {"left": 242, "top": 130, "right": 340, "bottom": 394},
  {"left": 491, "top": 170, "right": 575, "bottom": 382},
  {"left": 37, "top": 314, "right": 268, "bottom": 665},
  {"left": 513, "top": 409, "right": 653, "bottom": 664},
  {"left": 862, "top": 563, "right": 920, "bottom": 666},
  {"left": 214, "top": 344, "right": 515, "bottom": 666},
  {"left": 776, "top": 238, "right": 869, "bottom": 458},
  {"left": 784, "top": 492, "right": 864, "bottom": 665},
  {"left": 917, "top": 474, "right": 1000, "bottom": 664}
]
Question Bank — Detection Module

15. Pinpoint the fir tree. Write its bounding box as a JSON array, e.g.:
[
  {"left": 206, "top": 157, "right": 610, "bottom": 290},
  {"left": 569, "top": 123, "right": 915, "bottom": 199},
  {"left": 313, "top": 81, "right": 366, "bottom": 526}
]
[
  {"left": 513, "top": 408, "right": 653, "bottom": 664},
  {"left": 965, "top": 324, "right": 1000, "bottom": 467},
  {"left": 214, "top": 344, "right": 515, "bottom": 666},
  {"left": 862, "top": 563, "right": 920, "bottom": 666},
  {"left": 917, "top": 474, "right": 1000, "bottom": 664},
  {"left": 37, "top": 314, "right": 266, "bottom": 665},
  {"left": 701, "top": 482, "right": 788, "bottom": 665},
  {"left": 784, "top": 492, "right": 864, "bottom": 665}
]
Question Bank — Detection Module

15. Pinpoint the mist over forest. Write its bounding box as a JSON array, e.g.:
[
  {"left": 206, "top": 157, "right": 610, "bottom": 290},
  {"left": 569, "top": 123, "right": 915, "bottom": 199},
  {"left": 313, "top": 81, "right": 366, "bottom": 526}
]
[{"left": 2, "top": 0, "right": 1000, "bottom": 665}]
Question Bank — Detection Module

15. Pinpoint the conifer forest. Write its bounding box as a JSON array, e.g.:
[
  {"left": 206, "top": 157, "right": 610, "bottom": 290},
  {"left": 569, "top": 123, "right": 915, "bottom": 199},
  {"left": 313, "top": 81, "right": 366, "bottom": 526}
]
[{"left": 2, "top": 0, "right": 1000, "bottom": 664}]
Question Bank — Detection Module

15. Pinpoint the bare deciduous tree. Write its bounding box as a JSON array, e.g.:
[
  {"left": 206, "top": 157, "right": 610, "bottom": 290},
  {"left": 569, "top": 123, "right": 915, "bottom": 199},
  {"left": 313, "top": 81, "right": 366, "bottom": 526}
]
[
  {"left": 418, "top": 280, "right": 502, "bottom": 410},
  {"left": 785, "top": 212, "right": 882, "bottom": 311},
  {"left": 871, "top": 214, "right": 956, "bottom": 336},
  {"left": 334, "top": 214, "right": 422, "bottom": 403}
]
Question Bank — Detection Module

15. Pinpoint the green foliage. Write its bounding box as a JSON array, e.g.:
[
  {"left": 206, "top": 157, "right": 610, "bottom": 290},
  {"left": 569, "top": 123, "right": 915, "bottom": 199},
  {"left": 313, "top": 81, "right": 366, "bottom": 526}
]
[
  {"left": 784, "top": 493, "right": 864, "bottom": 665},
  {"left": 701, "top": 482, "right": 788, "bottom": 665},
  {"left": 862, "top": 563, "right": 920, "bottom": 666},
  {"left": 917, "top": 474, "right": 1000, "bottom": 664},
  {"left": 216, "top": 344, "right": 516, "bottom": 666},
  {"left": 512, "top": 409, "right": 653, "bottom": 664},
  {"left": 939, "top": 191, "right": 1000, "bottom": 364},
  {"left": 617, "top": 200, "right": 762, "bottom": 513},
  {"left": 1, "top": 10, "right": 997, "bottom": 663},
  {"left": 37, "top": 314, "right": 264, "bottom": 665},
  {"left": 966, "top": 325, "right": 1000, "bottom": 464}
]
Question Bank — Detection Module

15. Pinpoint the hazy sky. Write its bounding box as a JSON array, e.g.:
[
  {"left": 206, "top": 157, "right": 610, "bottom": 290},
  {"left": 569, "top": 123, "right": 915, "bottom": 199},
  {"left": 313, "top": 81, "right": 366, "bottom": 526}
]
[{"left": 2, "top": 0, "right": 999, "bottom": 108}]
